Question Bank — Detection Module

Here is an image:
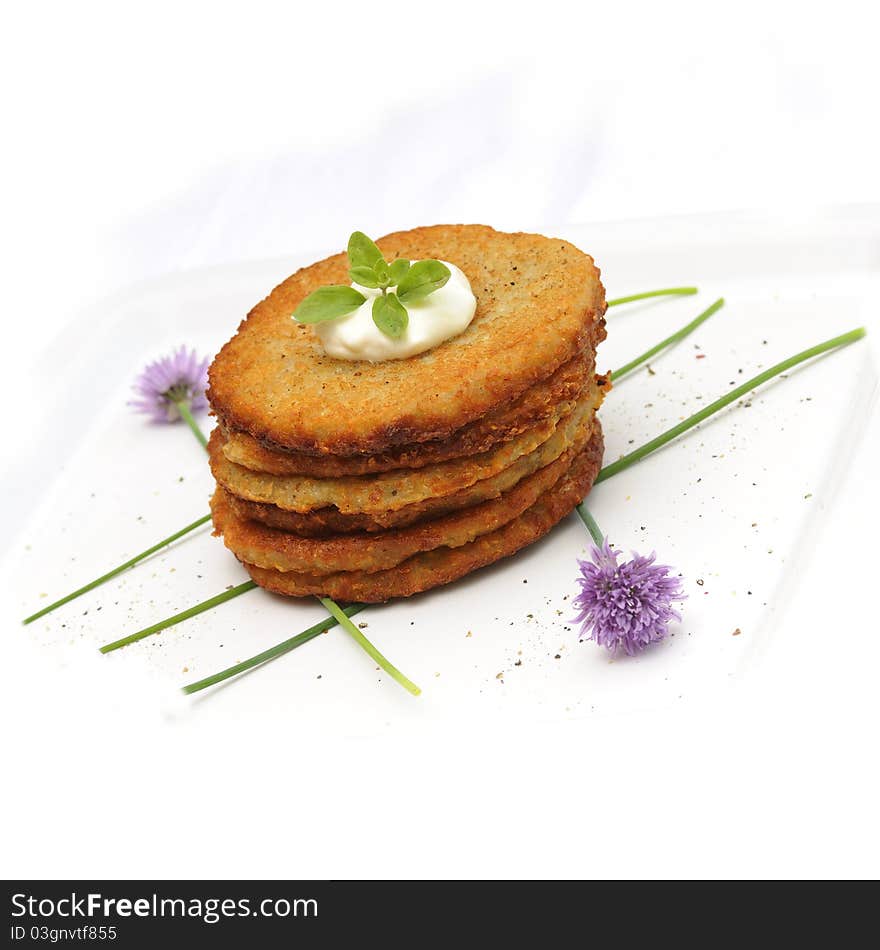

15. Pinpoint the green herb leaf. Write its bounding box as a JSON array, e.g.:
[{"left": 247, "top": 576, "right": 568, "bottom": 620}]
[
  {"left": 181, "top": 603, "right": 367, "bottom": 694},
  {"left": 373, "top": 258, "right": 390, "bottom": 286},
  {"left": 347, "top": 231, "right": 384, "bottom": 270},
  {"left": 350, "top": 265, "right": 380, "bottom": 288},
  {"left": 372, "top": 293, "right": 408, "bottom": 338},
  {"left": 388, "top": 259, "right": 411, "bottom": 284},
  {"left": 396, "top": 259, "right": 451, "bottom": 303},
  {"left": 294, "top": 286, "right": 366, "bottom": 324}
]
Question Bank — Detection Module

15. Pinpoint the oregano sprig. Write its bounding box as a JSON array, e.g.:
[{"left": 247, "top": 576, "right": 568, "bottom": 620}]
[{"left": 293, "top": 230, "right": 451, "bottom": 340}]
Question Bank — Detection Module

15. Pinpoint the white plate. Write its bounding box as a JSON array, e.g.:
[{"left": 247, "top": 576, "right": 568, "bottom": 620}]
[{"left": 1, "top": 208, "right": 878, "bottom": 737}]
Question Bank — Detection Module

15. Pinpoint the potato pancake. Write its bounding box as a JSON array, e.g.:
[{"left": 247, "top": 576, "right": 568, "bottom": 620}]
[
  {"left": 220, "top": 352, "right": 601, "bottom": 477},
  {"left": 208, "top": 385, "right": 600, "bottom": 516},
  {"left": 231, "top": 428, "right": 603, "bottom": 602},
  {"left": 207, "top": 225, "right": 606, "bottom": 455}
]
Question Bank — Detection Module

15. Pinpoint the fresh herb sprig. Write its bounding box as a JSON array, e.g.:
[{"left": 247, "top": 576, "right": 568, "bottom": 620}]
[{"left": 293, "top": 231, "right": 451, "bottom": 339}]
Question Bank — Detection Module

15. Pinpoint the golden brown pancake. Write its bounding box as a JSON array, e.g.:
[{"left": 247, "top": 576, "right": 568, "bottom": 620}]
[
  {"left": 220, "top": 352, "right": 601, "bottom": 477},
  {"left": 210, "top": 431, "right": 595, "bottom": 575},
  {"left": 218, "top": 381, "right": 602, "bottom": 534},
  {"left": 208, "top": 385, "right": 600, "bottom": 516},
  {"left": 222, "top": 493, "right": 403, "bottom": 537},
  {"left": 221, "top": 353, "right": 611, "bottom": 478},
  {"left": 229, "top": 425, "right": 603, "bottom": 602},
  {"left": 207, "top": 225, "right": 606, "bottom": 456}
]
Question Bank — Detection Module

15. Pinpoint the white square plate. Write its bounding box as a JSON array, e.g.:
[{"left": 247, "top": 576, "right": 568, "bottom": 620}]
[{"left": 2, "top": 208, "right": 878, "bottom": 738}]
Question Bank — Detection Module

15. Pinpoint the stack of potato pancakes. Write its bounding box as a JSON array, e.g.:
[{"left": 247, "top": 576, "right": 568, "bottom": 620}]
[{"left": 207, "top": 225, "right": 607, "bottom": 603}]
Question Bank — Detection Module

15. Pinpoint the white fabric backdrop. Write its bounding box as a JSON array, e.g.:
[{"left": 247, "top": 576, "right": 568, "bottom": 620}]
[{"left": 3, "top": 0, "right": 877, "bottom": 361}]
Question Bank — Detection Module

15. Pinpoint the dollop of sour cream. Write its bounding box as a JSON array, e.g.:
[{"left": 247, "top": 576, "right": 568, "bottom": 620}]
[{"left": 313, "top": 261, "right": 477, "bottom": 361}]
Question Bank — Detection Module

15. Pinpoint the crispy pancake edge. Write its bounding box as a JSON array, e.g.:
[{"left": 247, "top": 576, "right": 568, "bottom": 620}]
[
  {"left": 220, "top": 408, "right": 599, "bottom": 534},
  {"left": 237, "top": 424, "right": 603, "bottom": 602},
  {"left": 208, "top": 387, "right": 599, "bottom": 516},
  {"left": 210, "top": 435, "right": 587, "bottom": 575},
  {"left": 220, "top": 355, "right": 602, "bottom": 476}
]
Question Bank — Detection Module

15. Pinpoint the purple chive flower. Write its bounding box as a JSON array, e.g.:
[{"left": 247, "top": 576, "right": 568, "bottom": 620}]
[
  {"left": 573, "top": 539, "right": 686, "bottom": 656},
  {"left": 129, "top": 346, "right": 210, "bottom": 423}
]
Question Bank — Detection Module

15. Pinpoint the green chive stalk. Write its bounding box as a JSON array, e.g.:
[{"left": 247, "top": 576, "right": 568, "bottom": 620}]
[
  {"left": 173, "top": 398, "right": 208, "bottom": 448},
  {"left": 318, "top": 597, "right": 421, "bottom": 696},
  {"left": 100, "top": 581, "right": 258, "bottom": 653},
  {"left": 606, "top": 287, "right": 698, "bottom": 307},
  {"left": 612, "top": 298, "right": 724, "bottom": 381},
  {"left": 22, "top": 514, "right": 213, "bottom": 625},
  {"left": 576, "top": 506, "right": 605, "bottom": 547},
  {"left": 593, "top": 327, "right": 866, "bottom": 487},
  {"left": 182, "top": 604, "right": 366, "bottom": 694}
]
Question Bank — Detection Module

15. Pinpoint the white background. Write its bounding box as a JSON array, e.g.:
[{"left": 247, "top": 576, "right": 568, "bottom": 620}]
[{"left": 2, "top": 1, "right": 879, "bottom": 879}]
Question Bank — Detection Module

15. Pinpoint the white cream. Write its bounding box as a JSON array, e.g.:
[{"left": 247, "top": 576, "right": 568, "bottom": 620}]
[{"left": 313, "top": 261, "right": 477, "bottom": 361}]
